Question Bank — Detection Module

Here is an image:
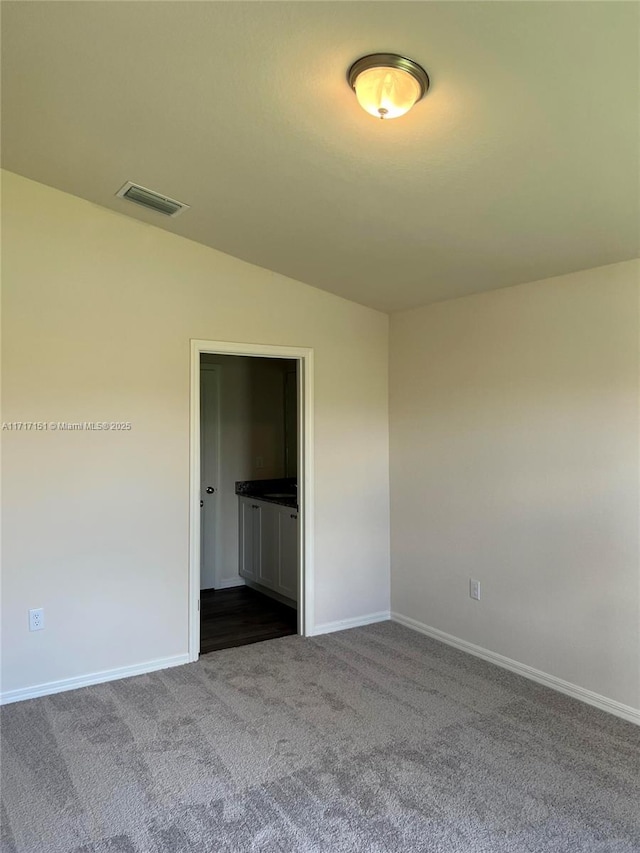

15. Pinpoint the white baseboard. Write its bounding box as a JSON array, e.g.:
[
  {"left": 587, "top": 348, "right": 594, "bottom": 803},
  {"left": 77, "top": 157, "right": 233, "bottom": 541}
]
[
  {"left": 0, "top": 653, "right": 190, "bottom": 706},
  {"left": 244, "top": 579, "right": 296, "bottom": 609},
  {"left": 312, "top": 610, "right": 390, "bottom": 637},
  {"left": 215, "top": 577, "right": 246, "bottom": 590},
  {"left": 391, "top": 612, "right": 639, "bottom": 727}
]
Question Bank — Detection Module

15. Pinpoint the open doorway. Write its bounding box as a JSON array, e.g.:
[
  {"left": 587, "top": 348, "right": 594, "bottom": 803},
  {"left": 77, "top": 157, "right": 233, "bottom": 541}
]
[
  {"left": 189, "top": 340, "right": 313, "bottom": 661},
  {"left": 200, "top": 354, "right": 298, "bottom": 652}
]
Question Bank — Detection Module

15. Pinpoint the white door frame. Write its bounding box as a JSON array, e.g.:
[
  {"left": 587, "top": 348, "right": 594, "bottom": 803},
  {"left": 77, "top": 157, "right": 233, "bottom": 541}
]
[{"left": 189, "top": 339, "right": 314, "bottom": 661}]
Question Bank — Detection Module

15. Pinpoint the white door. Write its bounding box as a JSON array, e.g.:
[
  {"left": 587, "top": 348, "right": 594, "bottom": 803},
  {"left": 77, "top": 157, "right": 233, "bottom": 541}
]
[{"left": 200, "top": 365, "right": 220, "bottom": 590}]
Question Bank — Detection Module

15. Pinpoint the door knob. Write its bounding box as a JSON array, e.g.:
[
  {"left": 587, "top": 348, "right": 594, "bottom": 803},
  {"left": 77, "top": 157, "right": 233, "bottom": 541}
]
[
  {"left": 200, "top": 500, "right": 204, "bottom": 508},
  {"left": 206, "top": 486, "right": 215, "bottom": 494}
]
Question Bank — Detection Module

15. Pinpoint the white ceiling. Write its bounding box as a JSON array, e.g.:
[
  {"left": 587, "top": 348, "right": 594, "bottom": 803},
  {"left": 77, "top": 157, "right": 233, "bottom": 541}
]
[{"left": 2, "top": 1, "right": 638, "bottom": 312}]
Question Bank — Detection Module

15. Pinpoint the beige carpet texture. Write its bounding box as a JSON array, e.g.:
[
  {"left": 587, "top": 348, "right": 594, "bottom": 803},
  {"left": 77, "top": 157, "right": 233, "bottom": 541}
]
[{"left": 1, "top": 622, "right": 639, "bottom": 852}]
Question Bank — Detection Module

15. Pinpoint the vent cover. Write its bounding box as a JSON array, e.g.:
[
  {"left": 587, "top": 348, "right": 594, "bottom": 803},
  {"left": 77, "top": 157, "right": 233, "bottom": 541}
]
[{"left": 115, "top": 181, "right": 189, "bottom": 217}]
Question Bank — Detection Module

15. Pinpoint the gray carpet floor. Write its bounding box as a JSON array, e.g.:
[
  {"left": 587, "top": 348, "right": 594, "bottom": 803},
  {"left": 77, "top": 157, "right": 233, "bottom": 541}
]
[{"left": 1, "top": 621, "right": 639, "bottom": 852}]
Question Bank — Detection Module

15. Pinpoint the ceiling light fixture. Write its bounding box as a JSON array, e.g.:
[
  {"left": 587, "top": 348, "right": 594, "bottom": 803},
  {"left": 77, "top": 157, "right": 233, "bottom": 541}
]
[{"left": 347, "top": 53, "right": 430, "bottom": 120}]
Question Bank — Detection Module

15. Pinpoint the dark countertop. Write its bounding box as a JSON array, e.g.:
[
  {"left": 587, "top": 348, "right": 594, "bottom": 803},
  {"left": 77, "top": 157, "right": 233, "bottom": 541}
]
[{"left": 235, "top": 478, "right": 298, "bottom": 509}]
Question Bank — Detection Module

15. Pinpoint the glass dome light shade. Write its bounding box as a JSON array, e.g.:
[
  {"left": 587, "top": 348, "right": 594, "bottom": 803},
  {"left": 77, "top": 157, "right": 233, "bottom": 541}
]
[
  {"left": 353, "top": 66, "right": 422, "bottom": 120},
  {"left": 348, "top": 54, "right": 430, "bottom": 120}
]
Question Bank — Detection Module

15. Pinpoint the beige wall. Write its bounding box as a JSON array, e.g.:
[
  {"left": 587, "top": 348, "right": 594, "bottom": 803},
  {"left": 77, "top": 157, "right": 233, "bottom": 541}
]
[
  {"left": 4, "top": 168, "right": 636, "bottom": 713},
  {"left": 1, "top": 171, "right": 390, "bottom": 695},
  {"left": 244, "top": 357, "right": 290, "bottom": 480},
  {"left": 390, "top": 260, "right": 640, "bottom": 710}
]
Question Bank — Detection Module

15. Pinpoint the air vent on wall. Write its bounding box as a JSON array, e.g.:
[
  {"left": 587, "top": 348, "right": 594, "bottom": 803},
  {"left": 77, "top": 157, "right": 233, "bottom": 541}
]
[{"left": 115, "top": 181, "right": 190, "bottom": 217}]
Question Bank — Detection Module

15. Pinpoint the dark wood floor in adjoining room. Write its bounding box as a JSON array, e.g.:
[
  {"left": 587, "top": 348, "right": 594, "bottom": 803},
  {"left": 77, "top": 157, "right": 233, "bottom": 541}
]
[{"left": 200, "top": 586, "right": 297, "bottom": 654}]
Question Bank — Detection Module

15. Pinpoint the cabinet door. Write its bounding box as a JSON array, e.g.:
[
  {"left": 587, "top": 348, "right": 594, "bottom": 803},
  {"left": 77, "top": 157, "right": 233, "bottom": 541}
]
[
  {"left": 251, "top": 502, "right": 262, "bottom": 580},
  {"left": 278, "top": 508, "right": 298, "bottom": 601},
  {"left": 258, "top": 503, "right": 278, "bottom": 589},
  {"left": 238, "top": 498, "right": 256, "bottom": 581}
]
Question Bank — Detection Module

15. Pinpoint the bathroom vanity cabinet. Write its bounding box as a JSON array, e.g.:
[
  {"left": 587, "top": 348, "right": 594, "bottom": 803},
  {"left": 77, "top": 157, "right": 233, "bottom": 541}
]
[{"left": 238, "top": 496, "right": 298, "bottom": 602}]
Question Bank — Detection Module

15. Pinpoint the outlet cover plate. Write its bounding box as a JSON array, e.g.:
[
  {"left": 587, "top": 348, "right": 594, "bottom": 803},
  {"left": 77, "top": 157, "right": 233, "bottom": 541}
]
[{"left": 29, "top": 608, "right": 44, "bottom": 631}]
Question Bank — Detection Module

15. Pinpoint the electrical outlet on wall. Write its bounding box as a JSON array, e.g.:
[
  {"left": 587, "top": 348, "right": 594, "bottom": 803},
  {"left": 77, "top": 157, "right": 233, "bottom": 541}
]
[
  {"left": 469, "top": 579, "right": 481, "bottom": 601},
  {"left": 29, "top": 608, "right": 44, "bottom": 631}
]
